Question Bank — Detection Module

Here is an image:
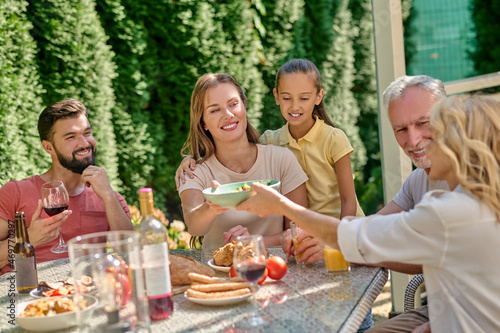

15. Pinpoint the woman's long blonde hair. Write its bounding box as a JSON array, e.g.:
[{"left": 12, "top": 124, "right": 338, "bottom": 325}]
[
  {"left": 181, "top": 73, "right": 260, "bottom": 163},
  {"left": 430, "top": 94, "right": 500, "bottom": 219}
]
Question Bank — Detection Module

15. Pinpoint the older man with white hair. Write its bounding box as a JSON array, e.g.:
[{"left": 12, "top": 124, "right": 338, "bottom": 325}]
[
  {"left": 378, "top": 75, "right": 450, "bottom": 216},
  {"left": 368, "top": 75, "right": 449, "bottom": 333}
]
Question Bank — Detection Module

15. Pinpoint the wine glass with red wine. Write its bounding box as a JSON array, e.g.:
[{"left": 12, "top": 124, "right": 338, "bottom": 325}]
[
  {"left": 41, "top": 181, "right": 70, "bottom": 253},
  {"left": 233, "top": 235, "right": 268, "bottom": 327}
]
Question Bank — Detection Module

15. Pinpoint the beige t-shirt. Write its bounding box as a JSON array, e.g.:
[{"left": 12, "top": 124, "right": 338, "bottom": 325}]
[{"left": 178, "top": 144, "right": 308, "bottom": 250}]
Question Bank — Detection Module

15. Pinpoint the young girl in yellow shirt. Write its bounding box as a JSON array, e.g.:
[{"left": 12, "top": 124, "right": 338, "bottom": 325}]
[{"left": 260, "top": 58, "right": 363, "bottom": 220}]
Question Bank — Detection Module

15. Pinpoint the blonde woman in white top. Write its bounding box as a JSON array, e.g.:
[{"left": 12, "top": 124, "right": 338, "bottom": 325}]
[{"left": 238, "top": 94, "right": 500, "bottom": 332}]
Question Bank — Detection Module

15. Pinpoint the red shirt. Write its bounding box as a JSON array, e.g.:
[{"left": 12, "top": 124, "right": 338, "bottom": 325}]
[{"left": 0, "top": 175, "right": 130, "bottom": 274}]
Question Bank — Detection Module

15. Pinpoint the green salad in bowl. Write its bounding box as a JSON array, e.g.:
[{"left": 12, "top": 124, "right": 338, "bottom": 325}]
[{"left": 202, "top": 180, "right": 280, "bottom": 209}]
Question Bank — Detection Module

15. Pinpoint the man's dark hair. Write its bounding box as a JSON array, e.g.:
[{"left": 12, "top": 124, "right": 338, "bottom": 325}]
[{"left": 38, "top": 99, "right": 88, "bottom": 142}]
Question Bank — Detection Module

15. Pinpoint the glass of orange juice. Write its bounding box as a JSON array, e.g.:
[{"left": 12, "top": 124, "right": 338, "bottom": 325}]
[
  {"left": 323, "top": 244, "right": 349, "bottom": 275},
  {"left": 290, "top": 222, "right": 305, "bottom": 264}
]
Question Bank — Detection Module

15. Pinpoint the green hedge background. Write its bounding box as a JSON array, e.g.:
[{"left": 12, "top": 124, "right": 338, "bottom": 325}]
[{"left": 1, "top": 0, "right": 493, "bottom": 219}]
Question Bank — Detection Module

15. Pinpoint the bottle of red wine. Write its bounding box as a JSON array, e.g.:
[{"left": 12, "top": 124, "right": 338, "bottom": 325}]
[
  {"left": 14, "top": 212, "right": 38, "bottom": 293},
  {"left": 136, "top": 188, "right": 173, "bottom": 320}
]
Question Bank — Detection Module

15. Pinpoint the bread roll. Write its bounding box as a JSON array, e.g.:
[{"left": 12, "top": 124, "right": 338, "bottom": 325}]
[
  {"left": 213, "top": 242, "right": 234, "bottom": 267},
  {"left": 170, "top": 254, "right": 215, "bottom": 286},
  {"left": 186, "top": 288, "right": 251, "bottom": 299}
]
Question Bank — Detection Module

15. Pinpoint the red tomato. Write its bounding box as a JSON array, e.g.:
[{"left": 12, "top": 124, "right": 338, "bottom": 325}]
[
  {"left": 229, "top": 265, "right": 238, "bottom": 278},
  {"left": 267, "top": 256, "right": 287, "bottom": 280},
  {"left": 257, "top": 267, "right": 268, "bottom": 285}
]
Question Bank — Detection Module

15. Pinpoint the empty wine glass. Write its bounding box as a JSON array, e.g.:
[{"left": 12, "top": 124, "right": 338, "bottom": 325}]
[
  {"left": 233, "top": 235, "right": 268, "bottom": 327},
  {"left": 41, "top": 181, "right": 69, "bottom": 253}
]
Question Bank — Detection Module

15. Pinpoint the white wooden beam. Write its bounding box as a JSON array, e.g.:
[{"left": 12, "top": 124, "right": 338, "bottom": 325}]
[
  {"left": 371, "top": 0, "right": 412, "bottom": 315},
  {"left": 444, "top": 72, "right": 500, "bottom": 95}
]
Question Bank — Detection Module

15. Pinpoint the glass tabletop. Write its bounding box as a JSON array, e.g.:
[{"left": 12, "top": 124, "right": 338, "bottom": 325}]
[{"left": 0, "top": 248, "right": 387, "bottom": 333}]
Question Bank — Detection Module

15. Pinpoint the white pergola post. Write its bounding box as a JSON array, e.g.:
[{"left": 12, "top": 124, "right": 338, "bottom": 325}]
[{"left": 371, "top": 0, "right": 413, "bottom": 315}]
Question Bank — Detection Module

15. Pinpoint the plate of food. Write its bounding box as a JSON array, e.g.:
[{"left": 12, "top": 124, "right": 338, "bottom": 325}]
[
  {"left": 184, "top": 290, "right": 251, "bottom": 306},
  {"left": 207, "top": 259, "right": 231, "bottom": 272},
  {"left": 16, "top": 294, "right": 98, "bottom": 332},
  {"left": 202, "top": 180, "right": 280, "bottom": 209},
  {"left": 184, "top": 273, "right": 252, "bottom": 306},
  {"left": 30, "top": 275, "right": 95, "bottom": 298}
]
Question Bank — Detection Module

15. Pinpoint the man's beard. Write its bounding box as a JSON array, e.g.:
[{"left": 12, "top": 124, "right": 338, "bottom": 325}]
[
  {"left": 54, "top": 145, "right": 96, "bottom": 174},
  {"left": 411, "top": 156, "right": 431, "bottom": 170},
  {"left": 406, "top": 142, "right": 432, "bottom": 170}
]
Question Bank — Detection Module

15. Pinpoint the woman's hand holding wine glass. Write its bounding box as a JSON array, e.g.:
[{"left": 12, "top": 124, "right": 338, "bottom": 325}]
[
  {"left": 233, "top": 235, "right": 268, "bottom": 327},
  {"left": 41, "top": 181, "right": 70, "bottom": 253}
]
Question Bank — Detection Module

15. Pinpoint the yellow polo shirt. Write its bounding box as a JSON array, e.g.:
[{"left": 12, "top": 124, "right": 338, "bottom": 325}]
[{"left": 260, "top": 118, "right": 364, "bottom": 218}]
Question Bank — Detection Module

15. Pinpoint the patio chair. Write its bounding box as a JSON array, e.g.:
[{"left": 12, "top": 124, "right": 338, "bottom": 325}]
[{"left": 404, "top": 273, "right": 425, "bottom": 312}]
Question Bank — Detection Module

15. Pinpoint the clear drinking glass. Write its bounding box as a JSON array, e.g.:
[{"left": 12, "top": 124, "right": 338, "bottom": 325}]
[
  {"left": 68, "top": 231, "right": 150, "bottom": 333},
  {"left": 290, "top": 221, "right": 306, "bottom": 264},
  {"left": 323, "top": 244, "right": 350, "bottom": 275},
  {"left": 233, "top": 235, "right": 268, "bottom": 327},
  {"left": 41, "top": 180, "right": 70, "bottom": 253}
]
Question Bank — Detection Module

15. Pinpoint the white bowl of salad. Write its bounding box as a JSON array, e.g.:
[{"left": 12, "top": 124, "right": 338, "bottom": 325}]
[{"left": 202, "top": 180, "right": 280, "bottom": 209}]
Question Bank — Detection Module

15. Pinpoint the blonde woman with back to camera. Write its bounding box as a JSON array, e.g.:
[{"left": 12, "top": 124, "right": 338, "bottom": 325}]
[{"left": 237, "top": 94, "right": 500, "bottom": 332}]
